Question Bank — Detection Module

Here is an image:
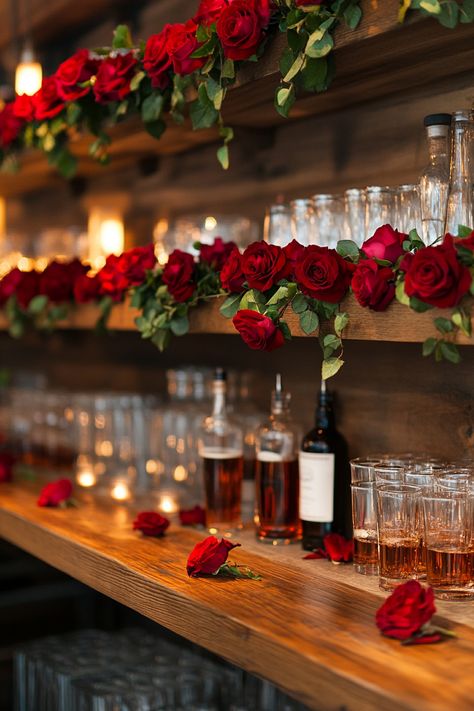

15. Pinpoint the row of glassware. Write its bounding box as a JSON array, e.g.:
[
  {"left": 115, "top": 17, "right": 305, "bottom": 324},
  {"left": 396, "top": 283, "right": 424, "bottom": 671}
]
[{"left": 351, "top": 456, "right": 474, "bottom": 600}]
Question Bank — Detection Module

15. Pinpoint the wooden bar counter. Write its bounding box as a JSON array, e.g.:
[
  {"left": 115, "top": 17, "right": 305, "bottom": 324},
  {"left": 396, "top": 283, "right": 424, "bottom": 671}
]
[{"left": 0, "top": 482, "right": 473, "bottom": 711}]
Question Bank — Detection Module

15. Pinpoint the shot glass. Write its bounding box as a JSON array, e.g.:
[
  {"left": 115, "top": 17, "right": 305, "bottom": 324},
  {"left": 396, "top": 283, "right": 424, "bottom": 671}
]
[
  {"left": 434, "top": 469, "right": 471, "bottom": 495},
  {"left": 422, "top": 493, "right": 474, "bottom": 600},
  {"left": 373, "top": 464, "right": 405, "bottom": 487},
  {"left": 350, "top": 458, "right": 381, "bottom": 483},
  {"left": 351, "top": 481, "right": 378, "bottom": 575},
  {"left": 376, "top": 484, "right": 422, "bottom": 591}
]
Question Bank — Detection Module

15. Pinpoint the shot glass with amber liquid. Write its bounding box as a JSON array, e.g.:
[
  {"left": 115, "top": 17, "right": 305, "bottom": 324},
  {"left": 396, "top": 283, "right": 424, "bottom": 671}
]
[{"left": 351, "top": 481, "right": 378, "bottom": 575}]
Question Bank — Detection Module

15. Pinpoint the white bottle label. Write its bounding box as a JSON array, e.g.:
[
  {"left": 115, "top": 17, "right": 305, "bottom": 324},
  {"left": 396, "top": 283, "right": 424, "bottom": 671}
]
[{"left": 298, "top": 452, "right": 335, "bottom": 523}]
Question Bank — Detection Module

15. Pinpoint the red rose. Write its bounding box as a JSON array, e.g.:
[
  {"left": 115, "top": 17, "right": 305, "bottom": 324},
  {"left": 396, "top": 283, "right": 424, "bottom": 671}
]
[
  {"left": 187, "top": 535, "right": 240, "bottom": 577},
  {"left": 295, "top": 245, "right": 353, "bottom": 303},
  {"left": 16, "top": 271, "right": 40, "bottom": 309},
  {"left": 362, "top": 224, "right": 407, "bottom": 264},
  {"left": 179, "top": 505, "right": 206, "bottom": 526},
  {"left": 220, "top": 248, "right": 245, "bottom": 292},
  {"left": 133, "top": 511, "right": 170, "bottom": 537},
  {"left": 0, "top": 268, "right": 23, "bottom": 306},
  {"left": 33, "top": 77, "right": 65, "bottom": 120},
  {"left": 376, "top": 580, "right": 436, "bottom": 641},
  {"left": 167, "top": 20, "right": 207, "bottom": 76},
  {"left": 162, "top": 249, "right": 196, "bottom": 302},
  {"left": 0, "top": 452, "right": 15, "bottom": 483},
  {"left": 55, "top": 49, "right": 99, "bottom": 101},
  {"left": 351, "top": 260, "right": 395, "bottom": 312},
  {"left": 38, "top": 478, "right": 73, "bottom": 507},
  {"left": 143, "top": 27, "right": 173, "bottom": 89},
  {"left": 97, "top": 254, "right": 130, "bottom": 302},
  {"left": 74, "top": 274, "right": 101, "bottom": 303},
  {"left": 283, "top": 239, "right": 305, "bottom": 280},
  {"left": 116, "top": 244, "right": 156, "bottom": 286},
  {"left": 39, "top": 259, "right": 89, "bottom": 303},
  {"left": 233, "top": 310, "right": 285, "bottom": 351},
  {"left": 403, "top": 234, "right": 472, "bottom": 308},
  {"left": 0, "top": 104, "right": 23, "bottom": 147},
  {"left": 194, "top": 0, "right": 228, "bottom": 25},
  {"left": 296, "top": 0, "right": 323, "bottom": 5},
  {"left": 241, "top": 241, "right": 287, "bottom": 291},
  {"left": 216, "top": 0, "right": 271, "bottom": 61},
  {"left": 454, "top": 230, "right": 474, "bottom": 251},
  {"left": 200, "top": 238, "right": 237, "bottom": 270},
  {"left": 323, "top": 533, "right": 353, "bottom": 562},
  {"left": 12, "top": 94, "right": 35, "bottom": 121},
  {"left": 93, "top": 53, "right": 138, "bottom": 104}
]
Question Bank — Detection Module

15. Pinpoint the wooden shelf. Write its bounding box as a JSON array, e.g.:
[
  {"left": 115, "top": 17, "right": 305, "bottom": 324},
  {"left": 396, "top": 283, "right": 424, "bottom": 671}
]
[
  {"left": 0, "top": 295, "right": 471, "bottom": 346},
  {"left": 1, "top": 481, "right": 474, "bottom": 711},
  {"left": 2, "top": 0, "right": 473, "bottom": 197}
]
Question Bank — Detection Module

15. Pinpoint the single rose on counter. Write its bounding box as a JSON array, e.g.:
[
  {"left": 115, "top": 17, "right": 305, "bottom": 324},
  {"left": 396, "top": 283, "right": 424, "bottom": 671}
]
[
  {"left": 200, "top": 238, "right": 237, "bottom": 271},
  {"left": 93, "top": 53, "right": 138, "bottom": 104},
  {"left": 55, "top": 49, "right": 99, "bottom": 101},
  {"left": 401, "top": 234, "right": 472, "bottom": 308},
  {"left": 233, "top": 310, "right": 285, "bottom": 352},
  {"left": 217, "top": 0, "right": 271, "bottom": 61},
  {"left": 351, "top": 260, "right": 395, "bottom": 312},
  {"left": 38, "top": 478, "right": 74, "bottom": 507},
  {"left": 143, "top": 27, "right": 173, "bottom": 89},
  {"left": 163, "top": 249, "right": 196, "bottom": 302},
  {"left": 241, "top": 242, "right": 287, "bottom": 292},
  {"left": 361, "top": 224, "right": 407, "bottom": 265},
  {"left": 179, "top": 505, "right": 206, "bottom": 527},
  {"left": 295, "top": 245, "right": 354, "bottom": 303},
  {"left": 0, "top": 453, "right": 15, "bottom": 483},
  {"left": 187, "top": 535, "right": 261, "bottom": 579},
  {"left": 220, "top": 248, "right": 245, "bottom": 293},
  {"left": 133, "top": 511, "right": 170, "bottom": 537}
]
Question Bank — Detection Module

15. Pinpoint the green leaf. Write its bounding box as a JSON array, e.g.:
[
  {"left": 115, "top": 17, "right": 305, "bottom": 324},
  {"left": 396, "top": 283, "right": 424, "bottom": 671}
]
[
  {"left": 440, "top": 341, "right": 461, "bottom": 364},
  {"left": 191, "top": 35, "right": 217, "bottom": 58},
  {"left": 205, "top": 77, "right": 224, "bottom": 110},
  {"left": 217, "top": 144, "right": 229, "bottom": 170},
  {"left": 419, "top": 0, "right": 442, "bottom": 14},
  {"left": 437, "top": 0, "right": 459, "bottom": 26},
  {"left": 461, "top": 0, "right": 474, "bottom": 22},
  {"left": 395, "top": 280, "right": 410, "bottom": 306},
  {"left": 434, "top": 317, "right": 454, "bottom": 334},
  {"left": 170, "top": 314, "right": 189, "bottom": 337},
  {"left": 409, "top": 296, "right": 433, "bottom": 313},
  {"left": 28, "top": 294, "right": 48, "bottom": 315},
  {"left": 283, "top": 53, "right": 305, "bottom": 83},
  {"left": 300, "top": 309, "right": 319, "bottom": 335},
  {"left": 292, "top": 293, "right": 308, "bottom": 314},
  {"left": 130, "top": 71, "right": 145, "bottom": 92},
  {"left": 141, "top": 93, "right": 164, "bottom": 123},
  {"left": 274, "top": 84, "right": 295, "bottom": 118},
  {"left": 112, "top": 25, "right": 133, "bottom": 49},
  {"left": 305, "top": 31, "right": 333, "bottom": 59},
  {"left": 279, "top": 320, "right": 292, "bottom": 341},
  {"left": 336, "top": 240, "right": 360, "bottom": 261},
  {"left": 422, "top": 337, "right": 437, "bottom": 356},
  {"left": 452, "top": 308, "right": 472, "bottom": 337},
  {"left": 334, "top": 312, "right": 349, "bottom": 337},
  {"left": 299, "top": 57, "right": 328, "bottom": 92},
  {"left": 457, "top": 225, "right": 473, "bottom": 238},
  {"left": 190, "top": 85, "right": 219, "bottom": 129},
  {"left": 144, "top": 120, "right": 166, "bottom": 140},
  {"left": 151, "top": 329, "right": 171, "bottom": 352},
  {"left": 267, "top": 286, "right": 289, "bottom": 306},
  {"left": 220, "top": 294, "right": 241, "bottom": 318},
  {"left": 343, "top": 3, "right": 362, "bottom": 28},
  {"left": 221, "top": 59, "right": 235, "bottom": 79},
  {"left": 322, "top": 357, "right": 344, "bottom": 380}
]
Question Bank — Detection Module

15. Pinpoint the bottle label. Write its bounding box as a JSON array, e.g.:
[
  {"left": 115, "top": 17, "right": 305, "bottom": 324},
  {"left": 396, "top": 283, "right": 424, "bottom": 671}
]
[
  {"left": 298, "top": 452, "right": 335, "bottom": 523},
  {"left": 257, "top": 451, "right": 284, "bottom": 462}
]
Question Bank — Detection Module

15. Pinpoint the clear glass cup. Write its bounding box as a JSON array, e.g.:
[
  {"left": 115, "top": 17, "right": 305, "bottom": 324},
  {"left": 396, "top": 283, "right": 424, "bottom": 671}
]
[
  {"left": 350, "top": 457, "right": 381, "bottom": 483},
  {"left": 365, "top": 186, "right": 396, "bottom": 239},
  {"left": 312, "top": 194, "right": 343, "bottom": 248},
  {"left": 344, "top": 188, "right": 366, "bottom": 246},
  {"left": 376, "top": 483, "right": 422, "bottom": 591},
  {"left": 373, "top": 464, "right": 405, "bottom": 487},
  {"left": 351, "top": 481, "right": 378, "bottom": 575},
  {"left": 434, "top": 468, "right": 471, "bottom": 495},
  {"left": 422, "top": 493, "right": 474, "bottom": 599},
  {"left": 264, "top": 204, "right": 292, "bottom": 247},
  {"left": 290, "top": 199, "right": 315, "bottom": 246},
  {"left": 395, "top": 184, "right": 422, "bottom": 234}
]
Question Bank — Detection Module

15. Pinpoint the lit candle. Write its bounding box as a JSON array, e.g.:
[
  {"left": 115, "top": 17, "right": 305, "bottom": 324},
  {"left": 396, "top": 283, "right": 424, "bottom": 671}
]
[
  {"left": 159, "top": 494, "right": 178, "bottom": 514},
  {"left": 76, "top": 469, "right": 97, "bottom": 488},
  {"left": 111, "top": 481, "right": 131, "bottom": 502}
]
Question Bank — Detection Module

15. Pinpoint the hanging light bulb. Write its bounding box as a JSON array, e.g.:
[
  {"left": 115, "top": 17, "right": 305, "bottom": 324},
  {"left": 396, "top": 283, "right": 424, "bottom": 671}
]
[
  {"left": 15, "top": 41, "right": 42, "bottom": 96},
  {"left": 87, "top": 207, "right": 125, "bottom": 269}
]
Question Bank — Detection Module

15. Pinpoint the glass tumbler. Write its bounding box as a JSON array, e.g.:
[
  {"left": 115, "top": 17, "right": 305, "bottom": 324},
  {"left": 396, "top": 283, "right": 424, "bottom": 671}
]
[
  {"left": 313, "top": 194, "right": 343, "bottom": 248},
  {"left": 373, "top": 464, "right": 405, "bottom": 487},
  {"left": 350, "top": 458, "right": 381, "bottom": 483},
  {"left": 395, "top": 184, "right": 422, "bottom": 235},
  {"left": 351, "top": 481, "right": 378, "bottom": 575},
  {"left": 376, "top": 484, "right": 422, "bottom": 591},
  {"left": 290, "top": 199, "right": 315, "bottom": 246},
  {"left": 344, "top": 188, "right": 366, "bottom": 246},
  {"left": 365, "top": 186, "right": 396, "bottom": 239},
  {"left": 264, "top": 204, "right": 292, "bottom": 247}
]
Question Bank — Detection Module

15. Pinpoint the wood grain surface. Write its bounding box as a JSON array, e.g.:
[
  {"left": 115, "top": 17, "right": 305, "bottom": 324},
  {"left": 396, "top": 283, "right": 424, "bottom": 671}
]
[{"left": 0, "top": 481, "right": 474, "bottom": 711}]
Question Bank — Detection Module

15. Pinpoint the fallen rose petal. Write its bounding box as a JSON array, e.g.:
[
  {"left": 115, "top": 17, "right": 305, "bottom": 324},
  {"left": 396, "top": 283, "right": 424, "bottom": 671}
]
[
  {"left": 323, "top": 533, "right": 353, "bottom": 562},
  {"left": 303, "top": 549, "right": 328, "bottom": 560}
]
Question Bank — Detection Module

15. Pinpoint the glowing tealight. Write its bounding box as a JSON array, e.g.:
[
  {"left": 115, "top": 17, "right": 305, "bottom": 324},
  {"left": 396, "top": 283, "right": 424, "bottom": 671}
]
[
  {"left": 159, "top": 495, "right": 178, "bottom": 514},
  {"left": 111, "top": 481, "right": 131, "bottom": 502},
  {"left": 204, "top": 216, "right": 217, "bottom": 231},
  {"left": 173, "top": 465, "right": 187, "bottom": 482},
  {"left": 77, "top": 470, "right": 97, "bottom": 488}
]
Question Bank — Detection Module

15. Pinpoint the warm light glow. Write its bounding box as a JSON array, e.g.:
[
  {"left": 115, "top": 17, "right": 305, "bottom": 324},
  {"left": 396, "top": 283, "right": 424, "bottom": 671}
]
[
  {"left": 99, "top": 219, "right": 124, "bottom": 254},
  {"left": 159, "top": 494, "right": 178, "bottom": 514},
  {"left": 15, "top": 61, "right": 43, "bottom": 96},
  {"left": 18, "top": 256, "right": 34, "bottom": 271},
  {"left": 77, "top": 469, "right": 97, "bottom": 488},
  {"left": 146, "top": 459, "right": 158, "bottom": 474},
  {"left": 204, "top": 216, "right": 217, "bottom": 231},
  {"left": 173, "top": 465, "right": 188, "bottom": 482},
  {"left": 88, "top": 208, "right": 125, "bottom": 269},
  {"left": 96, "top": 440, "right": 113, "bottom": 457},
  {"left": 153, "top": 218, "right": 169, "bottom": 265},
  {"left": 34, "top": 257, "right": 49, "bottom": 272},
  {"left": 111, "top": 481, "right": 131, "bottom": 502}
]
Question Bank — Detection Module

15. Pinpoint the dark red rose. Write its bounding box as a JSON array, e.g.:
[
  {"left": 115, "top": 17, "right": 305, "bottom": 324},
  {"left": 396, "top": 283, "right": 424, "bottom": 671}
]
[
  {"left": 454, "top": 230, "right": 474, "bottom": 251},
  {"left": 296, "top": 0, "right": 323, "bottom": 5},
  {"left": 39, "top": 259, "right": 89, "bottom": 304},
  {"left": 323, "top": 533, "right": 353, "bottom": 562},
  {"left": 97, "top": 254, "right": 130, "bottom": 302},
  {"left": 194, "top": 0, "right": 228, "bottom": 25},
  {"left": 143, "top": 27, "right": 173, "bottom": 89},
  {"left": 0, "top": 268, "right": 23, "bottom": 306},
  {"left": 0, "top": 104, "right": 23, "bottom": 147},
  {"left": 241, "top": 241, "right": 287, "bottom": 292},
  {"left": 220, "top": 248, "right": 245, "bottom": 292},
  {"left": 233, "top": 309, "right": 285, "bottom": 351},
  {"left": 12, "top": 94, "right": 35, "bottom": 121},
  {"left": 133, "top": 511, "right": 170, "bottom": 537},
  {"left": 376, "top": 580, "right": 436, "bottom": 641},
  {"left": 351, "top": 260, "right": 395, "bottom": 312},
  {"left": 403, "top": 234, "right": 472, "bottom": 308},
  {"left": 187, "top": 535, "right": 240, "bottom": 577},
  {"left": 167, "top": 20, "right": 207, "bottom": 76},
  {"left": 33, "top": 77, "right": 65, "bottom": 120},
  {"left": 37, "top": 478, "right": 73, "bottom": 507},
  {"left": 0, "top": 452, "right": 15, "bottom": 482},
  {"left": 116, "top": 244, "right": 156, "bottom": 286},
  {"left": 216, "top": 0, "right": 271, "bottom": 61},
  {"left": 73, "top": 274, "right": 101, "bottom": 303},
  {"left": 93, "top": 53, "right": 138, "bottom": 104},
  {"left": 179, "top": 505, "right": 206, "bottom": 526},
  {"left": 200, "top": 238, "right": 237, "bottom": 270},
  {"left": 362, "top": 224, "right": 407, "bottom": 265},
  {"left": 55, "top": 49, "right": 99, "bottom": 101},
  {"left": 283, "top": 239, "right": 305, "bottom": 280},
  {"left": 162, "top": 249, "right": 196, "bottom": 302},
  {"left": 16, "top": 271, "right": 40, "bottom": 309},
  {"left": 295, "top": 245, "right": 353, "bottom": 303}
]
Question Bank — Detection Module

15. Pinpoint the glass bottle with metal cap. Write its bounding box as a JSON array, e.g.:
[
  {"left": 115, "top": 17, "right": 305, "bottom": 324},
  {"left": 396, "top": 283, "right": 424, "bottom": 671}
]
[
  {"left": 445, "top": 110, "right": 473, "bottom": 235},
  {"left": 419, "top": 113, "right": 451, "bottom": 244}
]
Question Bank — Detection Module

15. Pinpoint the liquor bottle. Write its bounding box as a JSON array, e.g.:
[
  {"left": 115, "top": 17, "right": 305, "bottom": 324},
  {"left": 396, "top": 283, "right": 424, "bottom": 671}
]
[
  {"left": 255, "top": 374, "right": 301, "bottom": 543},
  {"left": 419, "top": 113, "right": 451, "bottom": 245},
  {"left": 299, "top": 379, "right": 350, "bottom": 551},
  {"left": 198, "top": 368, "right": 243, "bottom": 534},
  {"left": 445, "top": 111, "right": 473, "bottom": 235}
]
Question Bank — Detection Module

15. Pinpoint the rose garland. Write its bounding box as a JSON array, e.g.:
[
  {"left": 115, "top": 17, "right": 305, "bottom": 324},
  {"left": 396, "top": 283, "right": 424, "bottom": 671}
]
[
  {"left": 0, "top": 0, "right": 471, "bottom": 175},
  {"left": 1, "top": 225, "right": 473, "bottom": 378}
]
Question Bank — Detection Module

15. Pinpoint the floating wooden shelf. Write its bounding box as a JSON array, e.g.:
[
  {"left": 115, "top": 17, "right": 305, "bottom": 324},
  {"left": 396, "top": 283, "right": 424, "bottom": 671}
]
[
  {"left": 0, "top": 295, "right": 471, "bottom": 346},
  {"left": 2, "top": 0, "right": 473, "bottom": 197},
  {"left": 1, "top": 481, "right": 474, "bottom": 711}
]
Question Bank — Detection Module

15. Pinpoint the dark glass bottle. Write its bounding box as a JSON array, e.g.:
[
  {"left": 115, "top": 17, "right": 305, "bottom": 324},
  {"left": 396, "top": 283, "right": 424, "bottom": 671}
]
[{"left": 299, "top": 379, "right": 350, "bottom": 551}]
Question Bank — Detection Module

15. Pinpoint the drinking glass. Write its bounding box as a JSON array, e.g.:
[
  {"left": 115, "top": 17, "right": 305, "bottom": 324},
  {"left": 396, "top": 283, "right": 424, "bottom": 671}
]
[
  {"left": 434, "top": 468, "right": 471, "bottom": 495},
  {"left": 344, "top": 188, "right": 366, "bottom": 246},
  {"left": 312, "top": 195, "right": 343, "bottom": 248},
  {"left": 264, "top": 204, "right": 292, "bottom": 247},
  {"left": 373, "top": 465, "right": 405, "bottom": 487},
  {"left": 395, "top": 184, "right": 422, "bottom": 234},
  {"left": 376, "top": 484, "right": 422, "bottom": 591},
  {"left": 365, "top": 187, "right": 396, "bottom": 238},
  {"left": 351, "top": 481, "right": 378, "bottom": 575},
  {"left": 350, "top": 458, "right": 381, "bottom": 483},
  {"left": 422, "top": 493, "right": 474, "bottom": 599},
  {"left": 290, "top": 199, "right": 315, "bottom": 246}
]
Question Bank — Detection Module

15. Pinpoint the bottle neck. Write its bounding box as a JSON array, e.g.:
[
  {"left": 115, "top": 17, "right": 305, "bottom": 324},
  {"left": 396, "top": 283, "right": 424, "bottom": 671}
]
[
  {"left": 212, "top": 383, "right": 226, "bottom": 418},
  {"left": 427, "top": 134, "right": 449, "bottom": 166},
  {"left": 449, "top": 121, "right": 472, "bottom": 181},
  {"left": 315, "top": 393, "right": 335, "bottom": 430}
]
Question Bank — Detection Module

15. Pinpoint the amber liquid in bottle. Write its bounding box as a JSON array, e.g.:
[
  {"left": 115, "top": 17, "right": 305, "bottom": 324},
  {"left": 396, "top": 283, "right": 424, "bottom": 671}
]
[
  {"left": 379, "top": 539, "right": 420, "bottom": 589},
  {"left": 256, "top": 457, "right": 299, "bottom": 542},
  {"left": 202, "top": 450, "right": 243, "bottom": 529}
]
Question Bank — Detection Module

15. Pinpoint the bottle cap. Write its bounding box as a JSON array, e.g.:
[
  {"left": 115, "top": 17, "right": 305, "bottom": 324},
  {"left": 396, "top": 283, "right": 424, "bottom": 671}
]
[{"left": 423, "top": 113, "right": 451, "bottom": 127}]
